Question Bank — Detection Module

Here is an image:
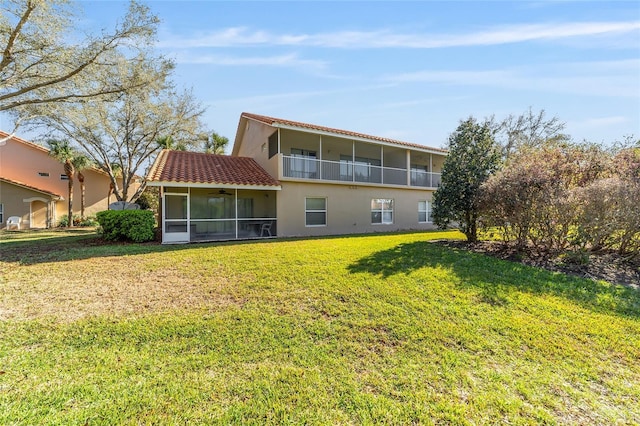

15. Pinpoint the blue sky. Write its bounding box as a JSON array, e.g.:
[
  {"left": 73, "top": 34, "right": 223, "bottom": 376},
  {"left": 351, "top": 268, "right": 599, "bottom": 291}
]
[{"left": 20, "top": 1, "right": 640, "bottom": 149}]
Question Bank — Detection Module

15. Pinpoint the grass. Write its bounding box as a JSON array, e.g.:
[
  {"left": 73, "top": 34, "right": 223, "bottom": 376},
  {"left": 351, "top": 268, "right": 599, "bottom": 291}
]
[{"left": 1, "top": 229, "right": 639, "bottom": 424}]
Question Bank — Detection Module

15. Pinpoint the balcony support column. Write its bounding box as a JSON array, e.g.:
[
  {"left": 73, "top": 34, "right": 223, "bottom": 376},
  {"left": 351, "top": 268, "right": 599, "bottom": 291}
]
[
  {"left": 380, "top": 146, "right": 384, "bottom": 184},
  {"left": 406, "top": 150, "right": 411, "bottom": 186},
  {"left": 319, "top": 135, "right": 323, "bottom": 180},
  {"left": 352, "top": 141, "right": 355, "bottom": 182},
  {"left": 430, "top": 154, "right": 433, "bottom": 187}
]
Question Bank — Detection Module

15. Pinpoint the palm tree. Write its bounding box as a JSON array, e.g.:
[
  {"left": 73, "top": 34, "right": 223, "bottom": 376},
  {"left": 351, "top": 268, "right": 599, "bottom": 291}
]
[
  {"left": 204, "top": 131, "right": 229, "bottom": 154},
  {"left": 72, "top": 155, "right": 92, "bottom": 220},
  {"left": 48, "top": 139, "right": 77, "bottom": 227},
  {"left": 156, "top": 135, "right": 187, "bottom": 151}
]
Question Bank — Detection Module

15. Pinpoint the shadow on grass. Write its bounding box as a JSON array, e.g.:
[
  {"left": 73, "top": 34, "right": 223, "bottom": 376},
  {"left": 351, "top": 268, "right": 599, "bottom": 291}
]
[
  {"left": 0, "top": 229, "right": 456, "bottom": 266},
  {"left": 0, "top": 230, "right": 364, "bottom": 265},
  {"left": 348, "top": 241, "right": 640, "bottom": 318}
]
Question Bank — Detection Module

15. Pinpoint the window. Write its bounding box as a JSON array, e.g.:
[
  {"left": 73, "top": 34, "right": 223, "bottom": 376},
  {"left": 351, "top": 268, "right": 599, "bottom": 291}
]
[
  {"left": 305, "top": 197, "right": 327, "bottom": 226},
  {"left": 60, "top": 174, "right": 69, "bottom": 180},
  {"left": 371, "top": 198, "right": 393, "bottom": 224},
  {"left": 268, "top": 132, "right": 278, "bottom": 158},
  {"left": 418, "top": 201, "right": 432, "bottom": 223},
  {"left": 38, "top": 172, "right": 49, "bottom": 177},
  {"left": 0, "top": 203, "right": 3, "bottom": 223}
]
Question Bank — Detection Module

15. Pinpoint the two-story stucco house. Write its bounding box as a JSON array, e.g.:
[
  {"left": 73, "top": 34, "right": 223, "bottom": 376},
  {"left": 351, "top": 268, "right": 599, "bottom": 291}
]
[
  {"left": 0, "top": 131, "right": 118, "bottom": 229},
  {"left": 147, "top": 113, "right": 447, "bottom": 244}
]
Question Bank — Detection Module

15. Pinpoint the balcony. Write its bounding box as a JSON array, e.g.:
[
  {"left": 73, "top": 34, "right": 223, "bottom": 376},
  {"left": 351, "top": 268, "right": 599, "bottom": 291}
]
[{"left": 282, "top": 155, "right": 441, "bottom": 188}]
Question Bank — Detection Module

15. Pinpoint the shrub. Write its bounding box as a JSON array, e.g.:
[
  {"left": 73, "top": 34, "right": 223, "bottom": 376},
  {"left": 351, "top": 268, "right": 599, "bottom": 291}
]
[
  {"left": 79, "top": 216, "right": 99, "bottom": 227},
  {"left": 480, "top": 141, "right": 640, "bottom": 259},
  {"left": 479, "top": 142, "right": 612, "bottom": 257},
  {"left": 57, "top": 214, "right": 78, "bottom": 227},
  {"left": 136, "top": 187, "right": 159, "bottom": 211},
  {"left": 96, "top": 210, "right": 155, "bottom": 243},
  {"left": 58, "top": 215, "right": 100, "bottom": 227}
]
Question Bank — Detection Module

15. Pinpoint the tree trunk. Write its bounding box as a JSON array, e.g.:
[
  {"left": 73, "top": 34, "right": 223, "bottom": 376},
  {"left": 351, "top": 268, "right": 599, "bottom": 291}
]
[
  {"left": 465, "top": 211, "right": 478, "bottom": 243},
  {"left": 64, "top": 160, "right": 74, "bottom": 227},
  {"left": 78, "top": 171, "right": 86, "bottom": 219}
]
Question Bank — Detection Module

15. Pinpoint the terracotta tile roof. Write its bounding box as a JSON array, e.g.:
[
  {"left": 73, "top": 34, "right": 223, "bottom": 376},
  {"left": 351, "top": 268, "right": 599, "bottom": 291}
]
[
  {"left": 147, "top": 150, "right": 280, "bottom": 187},
  {"left": 241, "top": 112, "right": 448, "bottom": 153},
  {"left": 0, "top": 177, "right": 63, "bottom": 199}
]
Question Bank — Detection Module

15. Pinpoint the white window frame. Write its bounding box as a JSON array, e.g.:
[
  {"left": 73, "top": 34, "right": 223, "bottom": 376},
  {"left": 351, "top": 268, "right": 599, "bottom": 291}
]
[
  {"left": 0, "top": 203, "right": 3, "bottom": 223},
  {"left": 305, "top": 197, "right": 327, "bottom": 227},
  {"left": 371, "top": 198, "right": 393, "bottom": 225},
  {"left": 418, "top": 200, "right": 432, "bottom": 223}
]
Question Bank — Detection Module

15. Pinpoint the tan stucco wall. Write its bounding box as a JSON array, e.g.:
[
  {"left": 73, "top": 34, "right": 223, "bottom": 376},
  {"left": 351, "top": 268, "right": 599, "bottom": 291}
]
[
  {"left": 0, "top": 134, "right": 125, "bottom": 222},
  {"left": 0, "top": 181, "right": 56, "bottom": 229},
  {"left": 276, "top": 181, "right": 436, "bottom": 237},
  {"left": 235, "top": 120, "right": 280, "bottom": 177}
]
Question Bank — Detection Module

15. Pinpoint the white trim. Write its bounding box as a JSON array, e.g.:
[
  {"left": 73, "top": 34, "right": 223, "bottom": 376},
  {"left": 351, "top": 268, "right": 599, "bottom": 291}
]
[
  {"left": 23, "top": 196, "right": 51, "bottom": 203},
  {"left": 147, "top": 181, "right": 281, "bottom": 190},
  {"left": 418, "top": 200, "right": 432, "bottom": 223},
  {"left": 371, "top": 198, "right": 394, "bottom": 225},
  {"left": 162, "top": 192, "right": 190, "bottom": 243},
  {"left": 305, "top": 197, "right": 327, "bottom": 227}
]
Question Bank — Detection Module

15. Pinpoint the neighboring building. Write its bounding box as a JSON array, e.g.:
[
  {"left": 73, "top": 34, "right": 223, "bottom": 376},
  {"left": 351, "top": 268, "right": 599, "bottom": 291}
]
[
  {"left": 0, "top": 131, "right": 116, "bottom": 229},
  {"left": 148, "top": 113, "right": 446, "bottom": 243}
]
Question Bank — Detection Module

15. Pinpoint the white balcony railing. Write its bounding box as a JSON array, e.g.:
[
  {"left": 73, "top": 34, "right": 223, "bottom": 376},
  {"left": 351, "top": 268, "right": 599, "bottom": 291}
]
[{"left": 282, "top": 155, "right": 441, "bottom": 187}]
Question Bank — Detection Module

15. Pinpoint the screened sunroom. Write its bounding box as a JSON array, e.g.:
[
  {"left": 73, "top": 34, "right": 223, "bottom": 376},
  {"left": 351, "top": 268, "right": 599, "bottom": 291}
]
[{"left": 147, "top": 150, "right": 281, "bottom": 244}]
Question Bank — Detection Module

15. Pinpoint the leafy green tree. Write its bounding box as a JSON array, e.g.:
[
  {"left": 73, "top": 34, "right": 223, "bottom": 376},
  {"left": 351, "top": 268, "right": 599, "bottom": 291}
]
[
  {"left": 432, "top": 117, "right": 501, "bottom": 242},
  {"left": 0, "top": 0, "right": 159, "bottom": 141}
]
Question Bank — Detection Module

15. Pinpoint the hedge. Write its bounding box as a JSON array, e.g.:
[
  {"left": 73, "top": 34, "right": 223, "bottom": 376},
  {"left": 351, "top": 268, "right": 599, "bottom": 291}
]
[{"left": 96, "top": 210, "right": 155, "bottom": 243}]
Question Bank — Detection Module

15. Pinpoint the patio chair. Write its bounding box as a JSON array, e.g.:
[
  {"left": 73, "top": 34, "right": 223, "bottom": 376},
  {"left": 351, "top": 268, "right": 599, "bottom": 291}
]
[
  {"left": 6, "top": 216, "right": 21, "bottom": 230},
  {"left": 260, "top": 221, "right": 272, "bottom": 237}
]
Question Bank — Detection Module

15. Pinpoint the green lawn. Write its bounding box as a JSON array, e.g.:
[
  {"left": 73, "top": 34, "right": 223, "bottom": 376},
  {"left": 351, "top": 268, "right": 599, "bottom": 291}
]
[{"left": 1, "top": 229, "right": 638, "bottom": 424}]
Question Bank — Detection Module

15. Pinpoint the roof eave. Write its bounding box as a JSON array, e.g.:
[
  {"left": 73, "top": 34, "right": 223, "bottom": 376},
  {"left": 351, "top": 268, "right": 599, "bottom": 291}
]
[{"left": 146, "top": 181, "right": 281, "bottom": 191}]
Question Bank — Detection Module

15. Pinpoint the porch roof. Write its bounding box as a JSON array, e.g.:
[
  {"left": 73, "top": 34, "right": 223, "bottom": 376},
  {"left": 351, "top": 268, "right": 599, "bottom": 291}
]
[
  {"left": 147, "top": 150, "right": 281, "bottom": 189},
  {"left": 0, "top": 177, "right": 63, "bottom": 199}
]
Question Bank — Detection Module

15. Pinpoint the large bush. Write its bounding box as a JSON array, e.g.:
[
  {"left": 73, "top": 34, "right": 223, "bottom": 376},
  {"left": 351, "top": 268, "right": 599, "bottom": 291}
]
[
  {"left": 96, "top": 210, "right": 155, "bottom": 243},
  {"left": 572, "top": 177, "right": 640, "bottom": 255},
  {"left": 480, "top": 141, "right": 640, "bottom": 258}
]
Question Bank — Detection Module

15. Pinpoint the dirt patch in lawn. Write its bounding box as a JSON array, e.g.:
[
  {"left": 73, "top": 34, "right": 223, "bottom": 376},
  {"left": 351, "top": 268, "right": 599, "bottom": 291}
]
[
  {"left": 435, "top": 240, "right": 639, "bottom": 289},
  {"left": 0, "top": 238, "right": 245, "bottom": 322}
]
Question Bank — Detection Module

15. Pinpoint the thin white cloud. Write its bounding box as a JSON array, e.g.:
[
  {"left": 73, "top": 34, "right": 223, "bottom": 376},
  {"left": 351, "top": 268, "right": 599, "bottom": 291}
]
[
  {"left": 173, "top": 52, "right": 327, "bottom": 69},
  {"left": 572, "top": 116, "right": 628, "bottom": 128},
  {"left": 384, "top": 59, "right": 640, "bottom": 98},
  {"left": 206, "top": 83, "right": 397, "bottom": 108},
  {"left": 159, "top": 21, "right": 640, "bottom": 49}
]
